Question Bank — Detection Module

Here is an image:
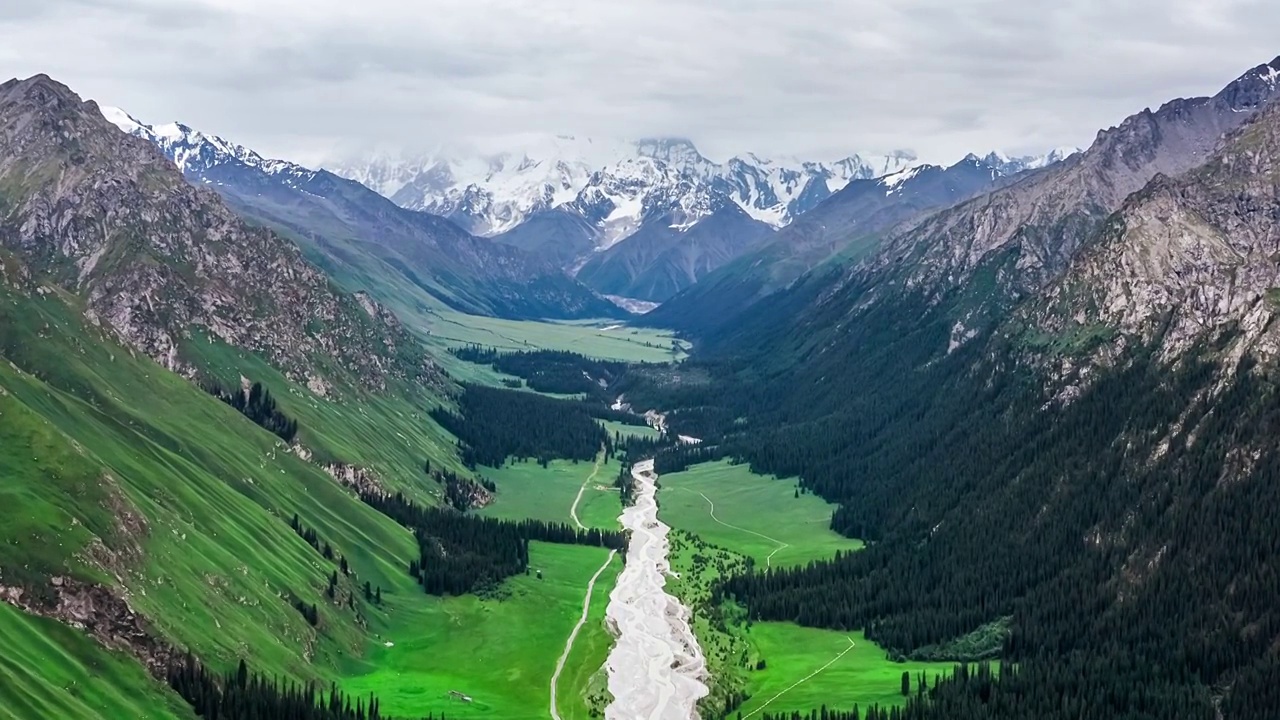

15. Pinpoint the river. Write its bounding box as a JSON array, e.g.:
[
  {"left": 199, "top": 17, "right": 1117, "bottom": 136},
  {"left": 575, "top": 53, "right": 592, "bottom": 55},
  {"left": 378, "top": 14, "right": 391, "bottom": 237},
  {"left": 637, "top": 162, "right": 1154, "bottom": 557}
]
[{"left": 603, "top": 458, "right": 709, "bottom": 719}]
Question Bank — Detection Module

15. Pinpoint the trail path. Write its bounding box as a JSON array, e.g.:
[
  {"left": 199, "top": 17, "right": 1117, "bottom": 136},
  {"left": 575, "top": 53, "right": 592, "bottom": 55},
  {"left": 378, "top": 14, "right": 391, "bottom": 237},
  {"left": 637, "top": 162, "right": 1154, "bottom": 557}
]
[
  {"left": 569, "top": 451, "right": 605, "bottom": 530},
  {"left": 740, "top": 637, "right": 857, "bottom": 719},
  {"left": 604, "top": 459, "right": 708, "bottom": 718},
  {"left": 686, "top": 489, "right": 789, "bottom": 568},
  {"left": 550, "top": 549, "right": 618, "bottom": 720}
]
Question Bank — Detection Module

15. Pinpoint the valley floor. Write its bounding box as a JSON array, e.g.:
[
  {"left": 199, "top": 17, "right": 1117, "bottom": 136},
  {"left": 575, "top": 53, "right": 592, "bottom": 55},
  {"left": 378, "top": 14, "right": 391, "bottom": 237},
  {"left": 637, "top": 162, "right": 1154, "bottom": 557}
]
[{"left": 656, "top": 460, "right": 952, "bottom": 718}]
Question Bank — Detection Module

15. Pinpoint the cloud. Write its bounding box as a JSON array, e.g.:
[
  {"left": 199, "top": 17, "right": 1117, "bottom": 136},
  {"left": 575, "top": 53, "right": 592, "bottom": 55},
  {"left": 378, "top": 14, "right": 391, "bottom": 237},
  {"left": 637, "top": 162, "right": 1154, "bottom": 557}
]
[{"left": 1, "top": 0, "right": 1277, "bottom": 165}]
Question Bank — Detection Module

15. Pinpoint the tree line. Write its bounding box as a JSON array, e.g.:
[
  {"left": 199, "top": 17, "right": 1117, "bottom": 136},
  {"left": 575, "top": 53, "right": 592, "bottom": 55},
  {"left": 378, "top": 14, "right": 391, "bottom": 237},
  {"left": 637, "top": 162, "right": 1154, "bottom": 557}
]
[
  {"left": 165, "top": 652, "right": 453, "bottom": 720},
  {"left": 449, "top": 346, "right": 642, "bottom": 400},
  {"left": 360, "top": 489, "right": 624, "bottom": 596}
]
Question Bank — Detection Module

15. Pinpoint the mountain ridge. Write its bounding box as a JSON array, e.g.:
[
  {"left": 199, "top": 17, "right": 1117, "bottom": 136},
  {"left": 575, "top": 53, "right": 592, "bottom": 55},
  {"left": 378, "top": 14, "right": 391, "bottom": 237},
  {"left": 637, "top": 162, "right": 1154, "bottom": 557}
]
[
  {"left": 0, "top": 74, "right": 436, "bottom": 391},
  {"left": 100, "top": 107, "right": 626, "bottom": 321}
]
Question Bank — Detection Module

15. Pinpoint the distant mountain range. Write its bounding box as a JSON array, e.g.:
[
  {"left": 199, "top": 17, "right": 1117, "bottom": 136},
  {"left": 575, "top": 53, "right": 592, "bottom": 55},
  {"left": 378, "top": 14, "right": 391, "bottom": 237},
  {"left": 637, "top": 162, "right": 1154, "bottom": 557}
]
[
  {"left": 100, "top": 109, "right": 623, "bottom": 321},
  {"left": 332, "top": 138, "right": 1077, "bottom": 304},
  {"left": 645, "top": 150, "right": 1071, "bottom": 328},
  {"left": 329, "top": 138, "right": 923, "bottom": 239}
]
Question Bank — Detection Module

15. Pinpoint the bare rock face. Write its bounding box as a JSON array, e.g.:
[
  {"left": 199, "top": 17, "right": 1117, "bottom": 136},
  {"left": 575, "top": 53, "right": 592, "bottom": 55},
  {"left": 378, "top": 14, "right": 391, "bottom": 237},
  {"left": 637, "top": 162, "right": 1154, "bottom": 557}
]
[
  {"left": 0, "top": 74, "right": 439, "bottom": 391},
  {"left": 0, "top": 577, "right": 176, "bottom": 676},
  {"left": 847, "top": 57, "right": 1280, "bottom": 324},
  {"left": 324, "top": 462, "right": 389, "bottom": 499},
  {"left": 1025, "top": 94, "right": 1280, "bottom": 373}
]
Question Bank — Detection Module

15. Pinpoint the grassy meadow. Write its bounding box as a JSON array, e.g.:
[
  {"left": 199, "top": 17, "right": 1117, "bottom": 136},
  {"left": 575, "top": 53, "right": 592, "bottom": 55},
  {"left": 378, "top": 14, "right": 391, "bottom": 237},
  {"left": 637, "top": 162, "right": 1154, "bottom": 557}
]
[
  {"left": 657, "top": 461, "right": 948, "bottom": 718},
  {"left": 737, "top": 626, "right": 952, "bottom": 718},
  {"left": 422, "top": 309, "right": 688, "bottom": 364},
  {"left": 478, "top": 455, "right": 624, "bottom": 531},
  {"left": 600, "top": 419, "right": 661, "bottom": 442},
  {"left": 339, "top": 541, "right": 618, "bottom": 720},
  {"left": 657, "top": 460, "right": 862, "bottom": 568}
]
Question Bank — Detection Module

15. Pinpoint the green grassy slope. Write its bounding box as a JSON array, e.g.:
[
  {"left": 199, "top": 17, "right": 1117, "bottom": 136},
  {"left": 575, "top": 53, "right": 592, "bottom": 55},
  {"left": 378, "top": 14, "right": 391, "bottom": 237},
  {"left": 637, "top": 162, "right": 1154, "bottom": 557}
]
[
  {"left": 0, "top": 603, "right": 192, "bottom": 720},
  {"left": 0, "top": 286, "right": 625, "bottom": 719},
  {"left": 0, "top": 288, "right": 423, "bottom": 678}
]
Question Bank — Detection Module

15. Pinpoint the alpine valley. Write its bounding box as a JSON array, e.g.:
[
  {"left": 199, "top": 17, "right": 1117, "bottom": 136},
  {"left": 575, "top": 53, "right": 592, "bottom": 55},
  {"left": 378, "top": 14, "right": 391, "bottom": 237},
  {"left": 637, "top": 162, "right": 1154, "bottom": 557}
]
[{"left": 4, "top": 37, "right": 1280, "bottom": 720}]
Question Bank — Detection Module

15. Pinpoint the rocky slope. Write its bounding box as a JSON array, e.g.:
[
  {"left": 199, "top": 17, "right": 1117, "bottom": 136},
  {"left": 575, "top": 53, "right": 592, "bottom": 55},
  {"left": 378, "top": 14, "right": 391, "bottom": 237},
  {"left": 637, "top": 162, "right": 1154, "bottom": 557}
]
[
  {"left": 859, "top": 57, "right": 1280, "bottom": 326},
  {"left": 575, "top": 203, "right": 773, "bottom": 302},
  {"left": 644, "top": 151, "right": 1038, "bottom": 333},
  {"left": 1025, "top": 88, "right": 1280, "bottom": 372},
  {"left": 102, "top": 110, "right": 623, "bottom": 321},
  {"left": 0, "top": 75, "right": 436, "bottom": 389}
]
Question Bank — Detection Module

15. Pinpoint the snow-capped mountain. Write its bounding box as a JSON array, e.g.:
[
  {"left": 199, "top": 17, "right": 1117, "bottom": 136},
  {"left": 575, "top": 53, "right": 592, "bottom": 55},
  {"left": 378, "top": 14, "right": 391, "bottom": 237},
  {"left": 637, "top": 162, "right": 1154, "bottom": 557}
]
[
  {"left": 100, "top": 106, "right": 316, "bottom": 185},
  {"left": 970, "top": 147, "right": 1082, "bottom": 177},
  {"left": 328, "top": 138, "right": 922, "bottom": 240},
  {"left": 99, "top": 107, "right": 626, "bottom": 320}
]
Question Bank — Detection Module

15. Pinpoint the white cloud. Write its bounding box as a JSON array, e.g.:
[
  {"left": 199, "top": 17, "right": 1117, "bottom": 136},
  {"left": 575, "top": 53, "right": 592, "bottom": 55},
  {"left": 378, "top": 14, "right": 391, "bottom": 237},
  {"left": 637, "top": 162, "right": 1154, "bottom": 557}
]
[{"left": 1, "top": 0, "right": 1277, "bottom": 165}]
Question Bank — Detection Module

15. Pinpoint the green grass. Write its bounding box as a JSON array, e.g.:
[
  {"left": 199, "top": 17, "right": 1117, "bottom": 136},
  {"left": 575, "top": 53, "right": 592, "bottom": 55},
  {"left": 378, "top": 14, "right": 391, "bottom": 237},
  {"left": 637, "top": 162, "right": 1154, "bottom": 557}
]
[
  {"left": 657, "top": 460, "right": 863, "bottom": 568},
  {"left": 738, "top": 626, "right": 952, "bottom": 717},
  {"left": 423, "top": 309, "right": 688, "bottom": 364},
  {"left": 657, "top": 461, "right": 951, "bottom": 718},
  {"left": 0, "top": 289, "right": 424, "bottom": 681},
  {"left": 188, "top": 335, "right": 471, "bottom": 498},
  {"left": 340, "top": 542, "right": 618, "bottom": 720},
  {"left": 478, "top": 455, "right": 624, "bottom": 531},
  {"left": 555, "top": 552, "right": 620, "bottom": 719},
  {"left": 664, "top": 530, "right": 754, "bottom": 715},
  {"left": 0, "top": 603, "right": 193, "bottom": 720},
  {"left": 0, "top": 288, "right": 623, "bottom": 719},
  {"left": 600, "top": 419, "right": 660, "bottom": 442}
]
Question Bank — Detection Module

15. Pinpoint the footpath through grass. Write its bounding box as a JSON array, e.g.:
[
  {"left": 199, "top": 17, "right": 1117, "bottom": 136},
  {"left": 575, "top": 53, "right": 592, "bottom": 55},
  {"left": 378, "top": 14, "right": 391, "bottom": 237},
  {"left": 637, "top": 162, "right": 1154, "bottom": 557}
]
[
  {"left": 340, "top": 541, "right": 616, "bottom": 720},
  {"left": 657, "top": 460, "right": 862, "bottom": 568},
  {"left": 479, "top": 455, "right": 624, "bottom": 531}
]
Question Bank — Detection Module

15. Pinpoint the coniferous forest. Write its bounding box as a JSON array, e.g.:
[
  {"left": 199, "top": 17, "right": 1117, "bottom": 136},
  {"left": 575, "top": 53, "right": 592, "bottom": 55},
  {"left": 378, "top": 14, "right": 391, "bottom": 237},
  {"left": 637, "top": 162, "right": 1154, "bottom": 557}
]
[
  {"left": 629, "top": 279, "right": 1280, "bottom": 718},
  {"left": 449, "top": 346, "right": 639, "bottom": 399},
  {"left": 165, "top": 653, "right": 453, "bottom": 720},
  {"left": 429, "top": 383, "right": 609, "bottom": 467}
]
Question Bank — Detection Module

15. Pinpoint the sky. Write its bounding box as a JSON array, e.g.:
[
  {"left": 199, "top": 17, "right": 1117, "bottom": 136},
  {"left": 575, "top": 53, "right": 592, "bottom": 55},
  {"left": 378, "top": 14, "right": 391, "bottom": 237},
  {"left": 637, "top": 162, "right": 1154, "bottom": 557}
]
[{"left": 2, "top": 0, "right": 1279, "bottom": 167}]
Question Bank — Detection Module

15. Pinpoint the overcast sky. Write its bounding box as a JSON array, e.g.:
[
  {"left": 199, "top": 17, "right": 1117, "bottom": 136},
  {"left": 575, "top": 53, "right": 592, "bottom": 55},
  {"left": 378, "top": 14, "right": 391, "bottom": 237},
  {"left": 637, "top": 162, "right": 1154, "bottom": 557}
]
[{"left": 3, "top": 0, "right": 1278, "bottom": 166}]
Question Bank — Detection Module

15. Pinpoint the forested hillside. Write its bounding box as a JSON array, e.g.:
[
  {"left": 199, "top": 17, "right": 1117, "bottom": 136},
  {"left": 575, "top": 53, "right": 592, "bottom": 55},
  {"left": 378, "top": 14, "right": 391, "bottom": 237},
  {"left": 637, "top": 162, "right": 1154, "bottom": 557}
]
[{"left": 621, "top": 57, "right": 1280, "bottom": 718}]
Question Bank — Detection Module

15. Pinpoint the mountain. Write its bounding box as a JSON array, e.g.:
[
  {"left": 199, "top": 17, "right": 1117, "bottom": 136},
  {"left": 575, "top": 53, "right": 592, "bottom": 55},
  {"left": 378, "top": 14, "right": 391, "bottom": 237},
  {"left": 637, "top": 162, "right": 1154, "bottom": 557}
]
[
  {"left": 630, "top": 56, "right": 1280, "bottom": 720},
  {"left": 101, "top": 110, "right": 624, "bottom": 321},
  {"left": 644, "top": 151, "right": 1049, "bottom": 334},
  {"left": 0, "top": 72, "right": 537, "bottom": 720},
  {"left": 330, "top": 137, "right": 921, "bottom": 245},
  {"left": 1025, "top": 83, "right": 1280, "bottom": 372},
  {"left": 852, "top": 60, "right": 1280, "bottom": 330},
  {"left": 0, "top": 75, "right": 433, "bottom": 390},
  {"left": 574, "top": 203, "right": 774, "bottom": 302}
]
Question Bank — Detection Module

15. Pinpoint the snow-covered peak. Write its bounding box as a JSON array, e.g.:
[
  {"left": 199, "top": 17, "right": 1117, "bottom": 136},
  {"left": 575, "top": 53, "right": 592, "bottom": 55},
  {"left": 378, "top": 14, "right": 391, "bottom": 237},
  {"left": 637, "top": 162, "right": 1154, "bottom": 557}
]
[
  {"left": 100, "top": 106, "right": 147, "bottom": 136},
  {"left": 330, "top": 137, "right": 926, "bottom": 237},
  {"left": 878, "top": 164, "right": 932, "bottom": 195},
  {"left": 965, "top": 147, "right": 1083, "bottom": 177},
  {"left": 101, "top": 106, "right": 315, "bottom": 183}
]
